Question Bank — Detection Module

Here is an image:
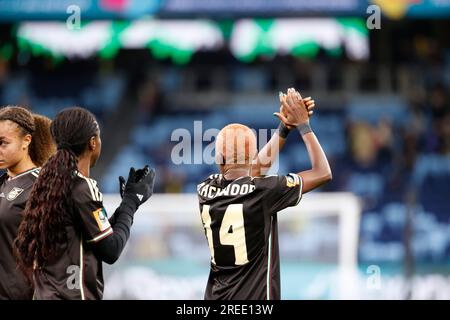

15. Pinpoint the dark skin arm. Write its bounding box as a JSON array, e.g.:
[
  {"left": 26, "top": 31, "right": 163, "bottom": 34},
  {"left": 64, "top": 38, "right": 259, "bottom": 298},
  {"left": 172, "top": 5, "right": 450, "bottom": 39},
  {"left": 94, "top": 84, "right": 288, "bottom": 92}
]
[
  {"left": 250, "top": 131, "right": 287, "bottom": 177},
  {"left": 297, "top": 131, "right": 332, "bottom": 192},
  {"left": 251, "top": 90, "right": 315, "bottom": 177},
  {"left": 275, "top": 88, "right": 332, "bottom": 193}
]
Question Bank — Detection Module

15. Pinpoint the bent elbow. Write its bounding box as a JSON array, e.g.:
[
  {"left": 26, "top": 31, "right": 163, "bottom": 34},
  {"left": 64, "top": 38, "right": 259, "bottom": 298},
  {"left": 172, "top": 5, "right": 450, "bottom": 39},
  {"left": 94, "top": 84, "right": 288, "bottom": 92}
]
[
  {"left": 103, "top": 254, "right": 119, "bottom": 265},
  {"left": 321, "top": 169, "right": 332, "bottom": 184},
  {"left": 97, "top": 249, "right": 120, "bottom": 264}
]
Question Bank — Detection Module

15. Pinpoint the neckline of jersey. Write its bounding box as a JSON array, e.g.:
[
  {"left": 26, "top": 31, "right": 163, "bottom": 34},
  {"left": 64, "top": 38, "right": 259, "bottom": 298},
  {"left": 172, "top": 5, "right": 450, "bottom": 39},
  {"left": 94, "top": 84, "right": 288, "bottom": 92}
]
[
  {"left": 222, "top": 175, "right": 250, "bottom": 182},
  {"left": 6, "top": 167, "right": 40, "bottom": 181}
]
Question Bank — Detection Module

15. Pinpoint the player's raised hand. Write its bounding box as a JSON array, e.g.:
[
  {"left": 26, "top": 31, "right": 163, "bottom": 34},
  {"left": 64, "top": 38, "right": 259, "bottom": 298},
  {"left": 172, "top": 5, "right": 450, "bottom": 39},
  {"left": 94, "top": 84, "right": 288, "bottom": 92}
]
[
  {"left": 276, "top": 88, "right": 309, "bottom": 127},
  {"left": 119, "top": 165, "right": 152, "bottom": 198},
  {"left": 302, "top": 96, "right": 315, "bottom": 117},
  {"left": 135, "top": 165, "right": 151, "bottom": 182},
  {"left": 118, "top": 176, "right": 126, "bottom": 198},
  {"left": 274, "top": 89, "right": 315, "bottom": 129},
  {"left": 121, "top": 165, "right": 156, "bottom": 208},
  {"left": 273, "top": 92, "right": 293, "bottom": 129}
]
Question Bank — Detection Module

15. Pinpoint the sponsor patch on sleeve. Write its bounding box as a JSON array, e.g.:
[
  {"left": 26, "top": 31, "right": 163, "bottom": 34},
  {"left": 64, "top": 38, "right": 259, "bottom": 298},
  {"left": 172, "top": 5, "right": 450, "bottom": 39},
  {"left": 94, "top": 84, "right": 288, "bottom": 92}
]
[
  {"left": 286, "top": 173, "right": 300, "bottom": 188},
  {"left": 92, "top": 207, "right": 110, "bottom": 232}
]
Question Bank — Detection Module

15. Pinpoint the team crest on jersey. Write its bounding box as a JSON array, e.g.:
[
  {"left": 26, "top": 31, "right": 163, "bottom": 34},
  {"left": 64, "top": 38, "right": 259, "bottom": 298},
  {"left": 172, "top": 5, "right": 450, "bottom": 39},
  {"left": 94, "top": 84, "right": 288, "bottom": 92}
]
[
  {"left": 7, "top": 187, "right": 24, "bottom": 201},
  {"left": 286, "top": 174, "right": 300, "bottom": 188},
  {"left": 92, "top": 207, "right": 110, "bottom": 231}
]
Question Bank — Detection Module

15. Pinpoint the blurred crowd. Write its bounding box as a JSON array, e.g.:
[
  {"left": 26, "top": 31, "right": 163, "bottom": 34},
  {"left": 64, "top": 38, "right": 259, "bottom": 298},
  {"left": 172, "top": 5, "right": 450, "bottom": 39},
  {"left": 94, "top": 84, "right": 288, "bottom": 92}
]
[{"left": 0, "top": 23, "right": 449, "bottom": 267}]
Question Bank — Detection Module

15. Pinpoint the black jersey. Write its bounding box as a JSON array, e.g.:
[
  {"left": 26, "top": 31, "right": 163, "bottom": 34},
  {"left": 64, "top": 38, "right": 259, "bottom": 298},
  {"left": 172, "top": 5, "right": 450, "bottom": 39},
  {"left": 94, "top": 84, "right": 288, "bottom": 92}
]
[
  {"left": 0, "top": 168, "right": 40, "bottom": 300},
  {"left": 33, "top": 172, "right": 113, "bottom": 300},
  {"left": 197, "top": 173, "right": 303, "bottom": 300}
]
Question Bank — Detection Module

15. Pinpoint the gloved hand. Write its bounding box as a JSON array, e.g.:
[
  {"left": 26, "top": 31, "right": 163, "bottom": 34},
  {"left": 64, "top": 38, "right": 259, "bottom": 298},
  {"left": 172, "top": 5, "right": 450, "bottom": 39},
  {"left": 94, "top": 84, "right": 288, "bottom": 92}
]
[
  {"left": 120, "top": 165, "right": 156, "bottom": 209},
  {"left": 135, "top": 165, "right": 151, "bottom": 182},
  {"left": 118, "top": 165, "right": 151, "bottom": 198},
  {"left": 119, "top": 176, "right": 126, "bottom": 198}
]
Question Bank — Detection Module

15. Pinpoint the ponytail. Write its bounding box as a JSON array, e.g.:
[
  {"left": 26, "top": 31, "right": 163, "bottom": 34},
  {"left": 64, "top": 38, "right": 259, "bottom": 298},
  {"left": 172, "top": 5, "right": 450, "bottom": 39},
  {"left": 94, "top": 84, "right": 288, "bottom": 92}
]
[
  {"left": 15, "top": 148, "right": 78, "bottom": 279},
  {"left": 14, "top": 107, "right": 99, "bottom": 279},
  {"left": 29, "top": 114, "right": 55, "bottom": 166}
]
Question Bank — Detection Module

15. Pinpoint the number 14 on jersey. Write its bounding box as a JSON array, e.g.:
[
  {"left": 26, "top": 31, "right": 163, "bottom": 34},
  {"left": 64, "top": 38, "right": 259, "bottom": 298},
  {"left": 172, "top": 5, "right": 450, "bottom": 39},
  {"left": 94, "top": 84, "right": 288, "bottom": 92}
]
[{"left": 201, "top": 204, "right": 249, "bottom": 265}]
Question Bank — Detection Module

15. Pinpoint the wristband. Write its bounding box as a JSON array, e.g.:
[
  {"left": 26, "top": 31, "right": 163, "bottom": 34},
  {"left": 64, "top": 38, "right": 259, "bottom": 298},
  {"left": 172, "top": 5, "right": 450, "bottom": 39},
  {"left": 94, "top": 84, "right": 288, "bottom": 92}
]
[
  {"left": 277, "top": 122, "right": 292, "bottom": 139},
  {"left": 298, "top": 122, "right": 312, "bottom": 136}
]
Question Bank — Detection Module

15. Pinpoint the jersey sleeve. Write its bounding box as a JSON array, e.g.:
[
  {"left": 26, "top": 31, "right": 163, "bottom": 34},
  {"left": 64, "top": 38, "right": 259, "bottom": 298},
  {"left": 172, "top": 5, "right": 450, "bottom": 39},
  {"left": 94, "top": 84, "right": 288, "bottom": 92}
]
[
  {"left": 255, "top": 173, "right": 303, "bottom": 213},
  {"left": 73, "top": 177, "right": 113, "bottom": 244}
]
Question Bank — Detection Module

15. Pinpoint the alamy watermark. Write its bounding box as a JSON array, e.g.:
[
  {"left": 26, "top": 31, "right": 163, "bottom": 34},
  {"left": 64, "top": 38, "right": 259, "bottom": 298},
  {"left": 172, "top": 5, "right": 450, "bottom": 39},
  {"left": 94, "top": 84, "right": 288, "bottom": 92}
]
[
  {"left": 66, "top": 5, "right": 81, "bottom": 30},
  {"left": 65, "top": 4, "right": 382, "bottom": 31},
  {"left": 170, "top": 121, "right": 281, "bottom": 173},
  {"left": 366, "top": 265, "right": 382, "bottom": 290},
  {"left": 367, "top": 5, "right": 382, "bottom": 30}
]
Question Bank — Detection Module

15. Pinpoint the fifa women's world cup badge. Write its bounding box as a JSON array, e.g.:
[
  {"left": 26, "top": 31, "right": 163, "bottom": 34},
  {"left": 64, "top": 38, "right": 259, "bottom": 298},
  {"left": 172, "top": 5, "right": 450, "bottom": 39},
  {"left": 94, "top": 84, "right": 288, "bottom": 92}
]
[
  {"left": 285, "top": 174, "right": 300, "bottom": 188},
  {"left": 92, "top": 207, "right": 110, "bottom": 232}
]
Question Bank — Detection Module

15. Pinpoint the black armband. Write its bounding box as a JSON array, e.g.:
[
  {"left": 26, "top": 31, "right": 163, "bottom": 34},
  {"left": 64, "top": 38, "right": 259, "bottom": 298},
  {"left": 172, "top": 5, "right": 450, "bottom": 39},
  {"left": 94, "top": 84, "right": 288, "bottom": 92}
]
[{"left": 277, "top": 122, "right": 292, "bottom": 139}]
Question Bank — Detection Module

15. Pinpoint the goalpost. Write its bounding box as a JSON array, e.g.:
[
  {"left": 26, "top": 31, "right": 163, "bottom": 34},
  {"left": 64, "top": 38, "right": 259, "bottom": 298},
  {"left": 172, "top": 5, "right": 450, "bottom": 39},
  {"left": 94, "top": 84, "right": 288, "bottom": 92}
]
[
  {"left": 279, "top": 192, "right": 362, "bottom": 299},
  {"left": 102, "top": 192, "right": 361, "bottom": 300}
]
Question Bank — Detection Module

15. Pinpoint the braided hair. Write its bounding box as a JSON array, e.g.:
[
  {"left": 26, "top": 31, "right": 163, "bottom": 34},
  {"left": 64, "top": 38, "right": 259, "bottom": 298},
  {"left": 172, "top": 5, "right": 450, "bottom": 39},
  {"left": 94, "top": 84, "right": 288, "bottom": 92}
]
[{"left": 15, "top": 107, "right": 99, "bottom": 280}]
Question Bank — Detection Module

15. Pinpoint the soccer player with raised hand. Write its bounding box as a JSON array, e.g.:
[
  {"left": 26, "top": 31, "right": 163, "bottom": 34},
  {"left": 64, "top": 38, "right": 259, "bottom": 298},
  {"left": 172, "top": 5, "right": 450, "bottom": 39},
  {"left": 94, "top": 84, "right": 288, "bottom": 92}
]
[
  {"left": 252, "top": 89, "right": 316, "bottom": 177},
  {"left": 197, "top": 87, "right": 331, "bottom": 300},
  {"left": 14, "top": 107, "right": 156, "bottom": 300}
]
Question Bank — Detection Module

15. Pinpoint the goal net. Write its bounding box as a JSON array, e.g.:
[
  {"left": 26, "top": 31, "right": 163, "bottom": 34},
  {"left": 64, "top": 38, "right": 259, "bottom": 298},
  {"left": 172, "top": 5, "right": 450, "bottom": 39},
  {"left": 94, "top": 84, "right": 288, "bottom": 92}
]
[{"left": 102, "top": 192, "right": 361, "bottom": 300}]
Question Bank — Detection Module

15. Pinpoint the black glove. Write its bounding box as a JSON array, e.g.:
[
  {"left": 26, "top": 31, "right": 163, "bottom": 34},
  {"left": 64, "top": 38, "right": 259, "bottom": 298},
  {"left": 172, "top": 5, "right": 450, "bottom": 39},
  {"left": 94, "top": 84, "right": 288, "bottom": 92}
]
[
  {"left": 119, "top": 176, "right": 126, "bottom": 198},
  {"left": 121, "top": 165, "right": 156, "bottom": 209},
  {"left": 135, "top": 165, "right": 151, "bottom": 182},
  {"left": 119, "top": 165, "right": 151, "bottom": 198}
]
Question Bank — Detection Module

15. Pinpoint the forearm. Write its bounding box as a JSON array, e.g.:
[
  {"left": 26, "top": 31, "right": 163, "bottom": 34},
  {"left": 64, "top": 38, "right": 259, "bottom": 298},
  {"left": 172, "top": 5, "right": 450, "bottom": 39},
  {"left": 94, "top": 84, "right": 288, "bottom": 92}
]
[
  {"left": 297, "top": 131, "right": 332, "bottom": 193},
  {"left": 93, "top": 199, "right": 137, "bottom": 264},
  {"left": 251, "top": 130, "right": 286, "bottom": 177}
]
